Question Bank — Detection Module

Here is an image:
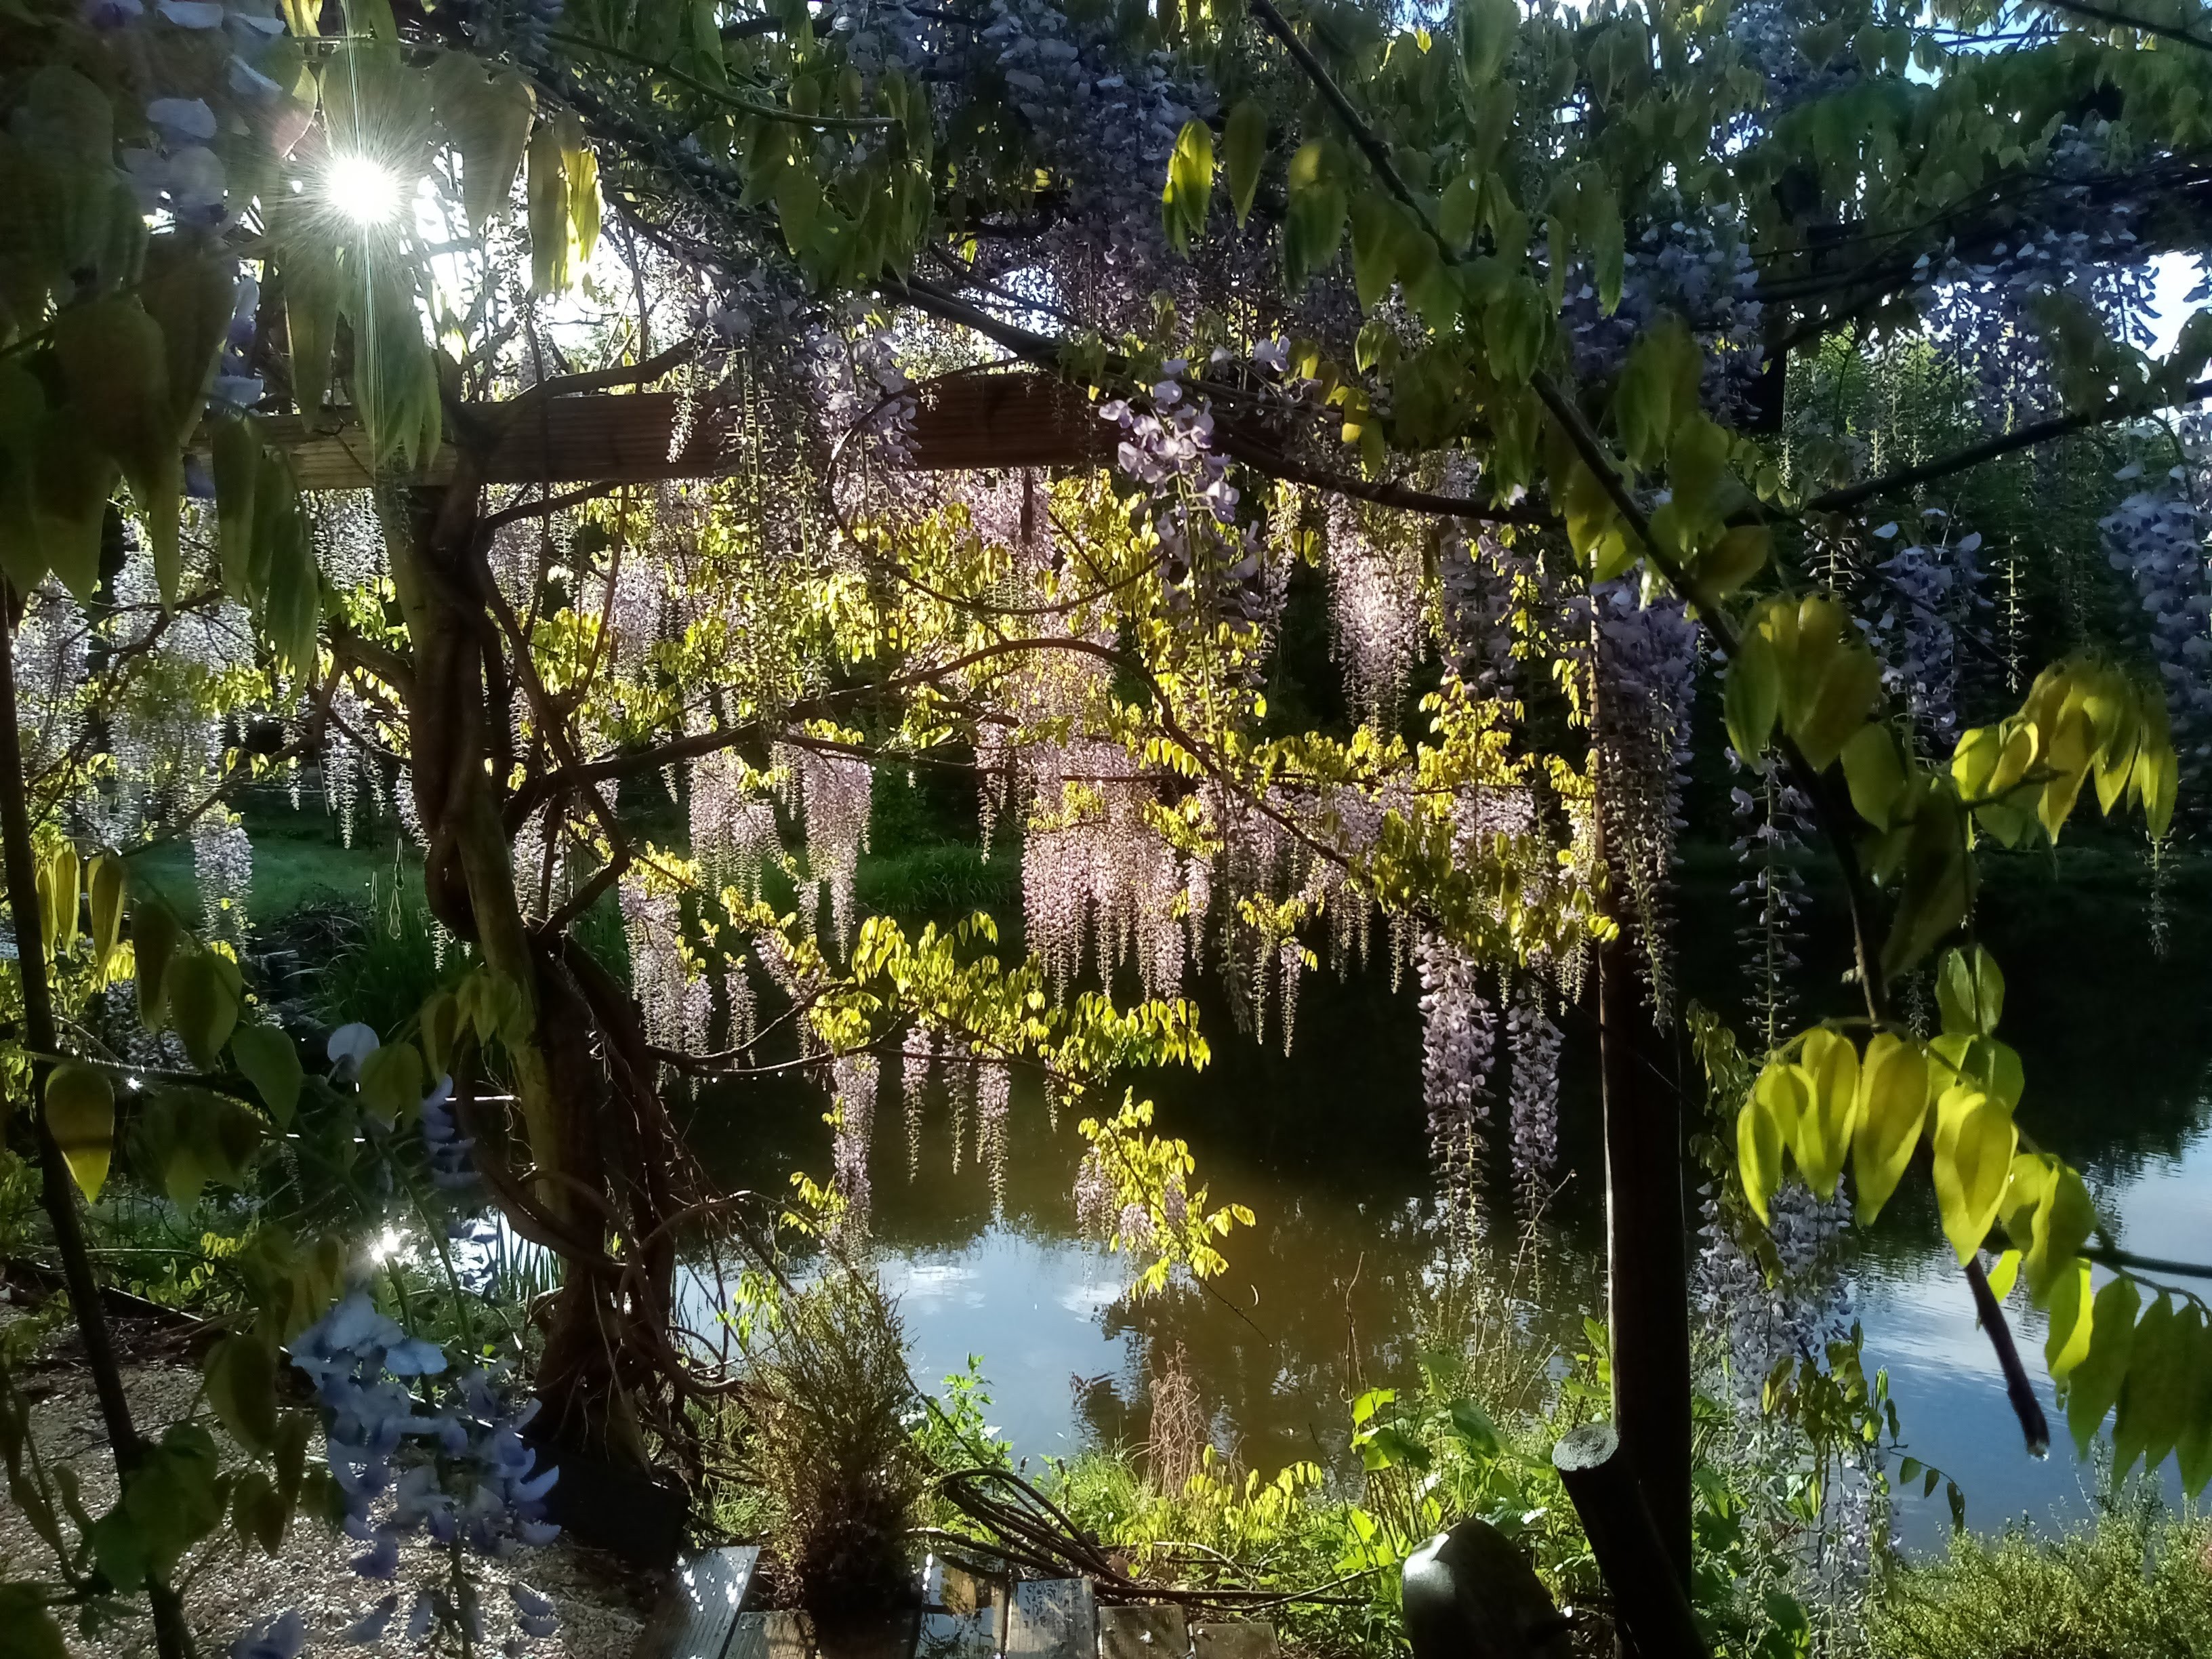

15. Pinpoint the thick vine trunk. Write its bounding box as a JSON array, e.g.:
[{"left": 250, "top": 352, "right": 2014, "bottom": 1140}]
[
  {"left": 1595, "top": 921, "right": 1693, "bottom": 1589},
  {"left": 377, "top": 483, "right": 681, "bottom": 1467}
]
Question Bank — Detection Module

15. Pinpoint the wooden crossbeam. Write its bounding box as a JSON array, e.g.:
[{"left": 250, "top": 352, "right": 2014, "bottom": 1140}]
[
  {"left": 258, "top": 391, "right": 742, "bottom": 491},
  {"left": 254, "top": 371, "right": 1109, "bottom": 491},
  {"left": 898, "top": 372, "right": 1111, "bottom": 471}
]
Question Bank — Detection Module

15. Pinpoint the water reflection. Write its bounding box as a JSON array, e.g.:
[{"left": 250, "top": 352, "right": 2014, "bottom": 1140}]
[{"left": 682, "top": 868, "right": 2211, "bottom": 1549}]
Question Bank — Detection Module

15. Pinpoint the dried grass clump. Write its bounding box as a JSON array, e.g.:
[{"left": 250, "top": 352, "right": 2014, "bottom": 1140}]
[{"left": 740, "top": 1266, "right": 922, "bottom": 1619}]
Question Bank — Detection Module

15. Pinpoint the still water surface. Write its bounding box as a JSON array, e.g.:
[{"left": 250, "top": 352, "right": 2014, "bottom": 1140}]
[{"left": 689, "top": 869, "right": 2212, "bottom": 1553}]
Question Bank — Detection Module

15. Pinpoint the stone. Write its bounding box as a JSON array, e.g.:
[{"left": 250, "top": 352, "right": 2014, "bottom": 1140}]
[
  {"left": 630, "top": 1545, "right": 761, "bottom": 1659},
  {"left": 1097, "top": 1603, "right": 1189, "bottom": 1659},
  {"left": 1004, "top": 1579, "right": 1097, "bottom": 1659},
  {"left": 1189, "top": 1622, "right": 1276, "bottom": 1659},
  {"left": 729, "top": 1611, "right": 815, "bottom": 1659}
]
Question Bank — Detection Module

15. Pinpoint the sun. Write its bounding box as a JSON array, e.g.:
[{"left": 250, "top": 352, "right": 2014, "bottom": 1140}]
[{"left": 327, "top": 153, "right": 403, "bottom": 226}]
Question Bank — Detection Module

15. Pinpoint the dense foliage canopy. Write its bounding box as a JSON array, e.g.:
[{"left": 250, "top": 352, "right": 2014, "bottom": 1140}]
[{"left": 4, "top": 0, "right": 2212, "bottom": 1645}]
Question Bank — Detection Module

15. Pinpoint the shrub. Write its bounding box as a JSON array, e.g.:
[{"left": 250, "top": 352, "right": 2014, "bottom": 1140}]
[{"left": 1864, "top": 1490, "right": 2212, "bottom": 1659}]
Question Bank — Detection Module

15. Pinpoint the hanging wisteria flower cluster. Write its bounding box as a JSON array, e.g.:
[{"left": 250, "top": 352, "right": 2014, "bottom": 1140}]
[
  {"left": 1593, "top": 581, "right": 1698, "bottom": 1024},
  {"left": 1864, "top": 514, "right": 1988, "bottom": 750},
  {"left": 2102, "top": 479, "right": 2212, "bottom": 786},
  {"left": 286, "top": 1292, "right": 561, "bottom": 1649}
]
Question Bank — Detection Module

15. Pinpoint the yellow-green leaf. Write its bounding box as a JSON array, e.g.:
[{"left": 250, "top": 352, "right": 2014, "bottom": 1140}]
[
  {"left": 1850, "top": 1031, "right": 1928, "bottom": 1225},
  {"left": 44, "top": 1061, "right": 115, "bottom": 1202},
  {"left": 1931, "top": 1083, "right": 2017, "bottom": 1265},
  {"left": 88, "top": 852, "right": 125, "bottom": 980},
  {"left": 1791, "top": 1028, "right": 1859, "bottom": 1200},
  {"left": 46, "top": 845, "right": 79, "bottom": 957},
  {"left": 1738, "top": 1091, "right": 1783, "bottom": 1225}
]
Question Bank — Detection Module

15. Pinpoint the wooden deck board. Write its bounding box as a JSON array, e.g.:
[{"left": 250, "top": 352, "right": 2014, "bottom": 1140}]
[{"left": 630, "top": 1545, "right": 762, "bottom": 1659}]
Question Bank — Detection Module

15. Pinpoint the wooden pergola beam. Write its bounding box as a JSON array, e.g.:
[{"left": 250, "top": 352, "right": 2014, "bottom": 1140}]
[{"left": 253, "top": 372, "right": 1112, "bottom": 491}]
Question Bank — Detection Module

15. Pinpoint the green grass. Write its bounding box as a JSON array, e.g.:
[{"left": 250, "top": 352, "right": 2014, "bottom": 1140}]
[
  {"left": 124, "top": 815, "right": 400, "bottom": 923},
  {"left": 1863, "top": 1491, "right": 2212, "bottom": 1659}
]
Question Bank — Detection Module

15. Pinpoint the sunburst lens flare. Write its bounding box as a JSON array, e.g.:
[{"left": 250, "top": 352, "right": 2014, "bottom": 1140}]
[{"left": 327, "top": 153, "right": 403, "bottom": 225}]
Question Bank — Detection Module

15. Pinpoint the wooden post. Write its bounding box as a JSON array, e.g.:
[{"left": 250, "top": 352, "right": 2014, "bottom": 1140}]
[
  {"left": 1552, "top": 1424, "right": 1710, "bottom": 1659},
  {"left": 1595, "top": 924, "right": 1693, "bottom": 1586}
]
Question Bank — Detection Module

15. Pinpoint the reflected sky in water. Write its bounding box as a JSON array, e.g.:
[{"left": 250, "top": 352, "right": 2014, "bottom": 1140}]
[{"left": 686, "top": 865, "right": 2212, "bottom": 1550}]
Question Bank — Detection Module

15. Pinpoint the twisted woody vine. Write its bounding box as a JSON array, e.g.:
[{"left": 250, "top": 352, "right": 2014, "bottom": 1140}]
[{"left": 1, "top": 0, "right": 2210, "bottom": 1647}]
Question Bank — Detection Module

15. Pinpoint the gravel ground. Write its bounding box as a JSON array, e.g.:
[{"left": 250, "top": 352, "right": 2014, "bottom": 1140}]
[{"left": 1, "top": 1293, "right": 658, "bottom": 1659}]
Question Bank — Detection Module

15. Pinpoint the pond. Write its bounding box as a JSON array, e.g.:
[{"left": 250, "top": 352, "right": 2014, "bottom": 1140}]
[{"left": 684, "top": 855, "right": 2212, "bottom": 1553}]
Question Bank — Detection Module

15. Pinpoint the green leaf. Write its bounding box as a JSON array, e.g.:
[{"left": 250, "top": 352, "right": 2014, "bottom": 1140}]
[
  {"left": 2173, "top": 1313, "right": 2212, "bottom": 1496},
  {"left": 1349, "top": 194, "right": 1399, "bottom": 311},
  {"left": 1358, "top": 1422, "right": 1431, "bottom": 1473},
  {"left": 528, "top": 119, "right": 572, "bottom": 293},
  {"left": 0, "top": 1586, "right": 70, "bottom": 1659},
  {"left": 1283, "top": 140, "right": 1346, "bottom": 290},
  {"left": 1849, "top": 1032, "right": 1929, "bottom": 1225},
  {"left": 2042, "top": 1255, "right": 2094, "bottom": 1380},
  {"left": 1222, "top": 100, "right": 1267, "bottom": 228},
  {"left": 2066, "top": 1274, "right": 2139, "bottom": 1456},
  {"left": 262, "top": 473, "right": 321, "bottom": 678},
  {"left": 1447, "top": 1399, "right": 1501, "bottom": 1458},
  {"left": 204, "top": 1334, "right": 281, "bottom": 1456},
  {"left": 229, "top": 1467, "right": 287, "bottom": 1555},
  {"left": 210, "top": 415, "right": 261, "bottom": 600},
  {"left": 1936, "top": 945, "right": 2005, "bottom": 1037},
  {"left": 2112, "top": 1297, "right": 2192, "bottom": 1479},
  {"left": 164, "top": 951, "right": 241, "bottom": 1071},
  {"left": 2025, "top": 1163, "right": 2095, "bottom": 1304},
  {"left": 1161, "top": 118, "right": 1214, "bottom": 253},
  {"left": 1697, "top": 524, "right": 1768, "bottom": 598},
  {"left": 0, "top": 364, "right": 52, "bottom": 597},
  {"left": 1841, "top": 724, "right": 1906, "bottom": 832},
  {"left": 1883, "top": 784, "right": 1974, "bottom": 981},
  {"left": 1790, "top": 1029, "right": 1859, "bottom": 1201},
  {"left": 358, "top": 1039, "right": 426, "bottom": 1128},
  {"left": 1350, "top": 1386, "right": 1395, "bottom": 1426},
  {"left": 427, "top": 54, "right": 535, "bottom": 230},
  {"left": 44, "top": 1061, "right": 115, "bottom": 1202},
  {"left": 230, "top": 1024, "right": 303, "bottom": 1129},
  {"left": 280, "top": 243, "right": 342, "bottom": 417},
  {"left": 1723, "top": 628, "right": 1781, "bottom": 766},
  {"left": 1931, "top": 1084, "right": 2017, "bottom": 1265},
  {"left": 1458, "top": 0, "right": 1519, "bottom": 85},
  {"left": 1795, "top": 642, "right": 1883, "bottom": 773},
  {"left": 123, "top": 1422, "right": 226, "bottom": 1577}
]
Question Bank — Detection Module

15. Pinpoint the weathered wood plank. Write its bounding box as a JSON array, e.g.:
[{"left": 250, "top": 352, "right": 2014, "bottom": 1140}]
[
  {"left": 1004, "top": 1579, "right": 1097, "bottom": 1659},
  {"left": 1189, "top": 1622, "right": 1276, "bottom": 1659},
  {"left": 630, "top": 1545, "right": 762, "bottom": 1659},
  {"left": 1097, "top": 1603, "right": 1189, "bottom": 1659}
]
